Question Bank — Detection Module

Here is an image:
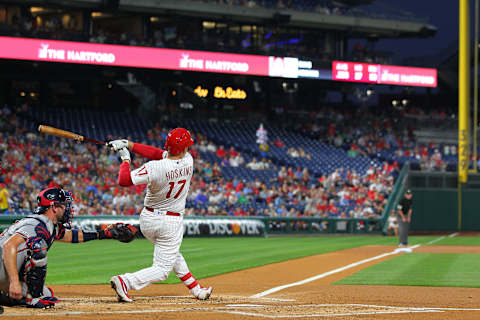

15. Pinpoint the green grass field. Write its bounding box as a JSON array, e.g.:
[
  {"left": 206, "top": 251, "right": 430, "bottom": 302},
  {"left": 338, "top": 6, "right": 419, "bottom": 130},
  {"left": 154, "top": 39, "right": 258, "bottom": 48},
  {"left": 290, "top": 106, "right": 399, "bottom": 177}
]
[
  {"left": 335, "top": 253, "right": 480, "bottom": 287},
  {"left": 46, "top": 235, "right": 480, "bottom": 287}
]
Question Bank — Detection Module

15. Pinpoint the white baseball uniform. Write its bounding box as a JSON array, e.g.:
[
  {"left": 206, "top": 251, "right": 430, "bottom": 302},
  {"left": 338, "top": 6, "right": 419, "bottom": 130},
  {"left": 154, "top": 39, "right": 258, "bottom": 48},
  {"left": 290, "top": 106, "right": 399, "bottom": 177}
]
[{"left": 118, "top": 152, "right": 201, "bottom": 293}]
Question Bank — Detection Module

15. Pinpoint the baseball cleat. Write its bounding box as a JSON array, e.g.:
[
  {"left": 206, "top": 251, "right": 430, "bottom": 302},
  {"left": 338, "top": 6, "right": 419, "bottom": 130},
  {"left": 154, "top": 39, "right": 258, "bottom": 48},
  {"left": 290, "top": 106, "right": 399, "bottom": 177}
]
[
  {"left": 195, "top": 286, "right": 213, "bottom": 300},
  {"left": 110, "top": 276, "right": 133, "bottom": 302}
]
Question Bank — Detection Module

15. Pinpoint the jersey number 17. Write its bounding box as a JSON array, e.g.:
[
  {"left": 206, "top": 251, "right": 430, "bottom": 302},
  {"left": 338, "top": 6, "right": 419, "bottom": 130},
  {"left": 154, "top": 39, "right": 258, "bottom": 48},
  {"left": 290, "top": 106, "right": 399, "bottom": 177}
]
[{"left": 166, "top": 180, "right": 187, "bottom": 199}]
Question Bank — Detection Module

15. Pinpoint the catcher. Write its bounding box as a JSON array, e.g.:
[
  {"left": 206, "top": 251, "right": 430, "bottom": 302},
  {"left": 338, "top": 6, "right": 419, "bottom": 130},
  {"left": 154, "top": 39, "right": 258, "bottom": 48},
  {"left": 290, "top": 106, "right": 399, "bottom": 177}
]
[{"left": 0, "top": 187, "right": 137, "bottom": 310}]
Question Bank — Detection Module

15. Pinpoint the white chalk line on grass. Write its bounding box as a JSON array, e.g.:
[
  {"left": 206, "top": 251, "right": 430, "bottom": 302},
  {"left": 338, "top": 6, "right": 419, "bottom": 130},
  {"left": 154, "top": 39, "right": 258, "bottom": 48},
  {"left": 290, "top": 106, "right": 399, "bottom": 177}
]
[
  {"left": 425, "top": 236, "right": 446, "bottom": 245},
  {"left": 426, "top": 232, "right": 458, "bottom": 245},
  {"left": 250, "top": 244, "right": 419, "bottom": 299},
  {"left": 251, "top": 233, "right": 459, "bottom": 299}
]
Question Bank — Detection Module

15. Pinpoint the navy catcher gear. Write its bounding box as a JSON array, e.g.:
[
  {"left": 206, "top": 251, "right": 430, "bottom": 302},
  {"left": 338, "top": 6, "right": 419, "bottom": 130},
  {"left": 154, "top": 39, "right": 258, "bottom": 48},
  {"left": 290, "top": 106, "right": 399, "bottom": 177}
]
[
  {"left": 34, "top": 188, "right": 74, "bottom": 225},
  {"left": 23, "top": 237, "right": 48, "bottom": 300},
  {"left": 25, "top": 237, "right": 48, "bottom": 268}
]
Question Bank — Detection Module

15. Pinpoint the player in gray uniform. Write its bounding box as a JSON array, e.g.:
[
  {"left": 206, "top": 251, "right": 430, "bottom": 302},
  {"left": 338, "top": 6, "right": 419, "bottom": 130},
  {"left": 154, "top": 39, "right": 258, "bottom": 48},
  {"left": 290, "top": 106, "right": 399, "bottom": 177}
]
[{"left": 0, "top": 187, "right": 136, "bottom": 309}]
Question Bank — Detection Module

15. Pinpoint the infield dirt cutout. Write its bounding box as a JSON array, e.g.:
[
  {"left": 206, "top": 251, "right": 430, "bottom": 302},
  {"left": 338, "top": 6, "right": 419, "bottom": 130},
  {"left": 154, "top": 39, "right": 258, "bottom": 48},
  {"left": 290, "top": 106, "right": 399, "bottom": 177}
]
[{"left": 2, "top": 245, "right": 480, "bottom": 319}]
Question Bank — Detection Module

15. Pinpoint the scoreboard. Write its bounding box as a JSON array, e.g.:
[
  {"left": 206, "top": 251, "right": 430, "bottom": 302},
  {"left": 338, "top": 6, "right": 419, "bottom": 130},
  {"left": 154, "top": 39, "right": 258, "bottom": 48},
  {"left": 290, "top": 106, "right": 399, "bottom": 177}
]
[{"left": 332, "top": 61, "right": 437, "bottom": 87}]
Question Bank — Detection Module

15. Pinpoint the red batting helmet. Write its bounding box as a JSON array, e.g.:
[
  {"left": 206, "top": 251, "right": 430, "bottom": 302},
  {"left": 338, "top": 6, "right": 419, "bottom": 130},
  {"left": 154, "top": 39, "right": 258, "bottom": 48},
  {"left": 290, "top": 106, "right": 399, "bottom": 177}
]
[{"left": 164, "top": 128, "right": 194, "bottom": 155}]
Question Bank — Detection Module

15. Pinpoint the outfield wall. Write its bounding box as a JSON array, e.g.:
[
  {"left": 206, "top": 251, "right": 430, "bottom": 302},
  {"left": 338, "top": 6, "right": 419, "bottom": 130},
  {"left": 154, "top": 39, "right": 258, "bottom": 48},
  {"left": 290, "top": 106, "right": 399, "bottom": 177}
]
[
  {"left": 408, "top": 172, "right": 480, "bottom": 231},
  {"left": 0, "top": 215, "right": 383, "bottom": 237}
]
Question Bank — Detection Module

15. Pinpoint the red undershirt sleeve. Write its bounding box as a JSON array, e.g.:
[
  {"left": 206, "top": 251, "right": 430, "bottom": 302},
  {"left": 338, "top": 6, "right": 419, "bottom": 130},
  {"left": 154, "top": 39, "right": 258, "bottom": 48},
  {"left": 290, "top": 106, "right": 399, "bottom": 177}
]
[
  {"left": 118, "top": 161, "right": 133, "bottom": 186},
  {"left": 131, "top": 142, "right": 164, "bottom": 160}
]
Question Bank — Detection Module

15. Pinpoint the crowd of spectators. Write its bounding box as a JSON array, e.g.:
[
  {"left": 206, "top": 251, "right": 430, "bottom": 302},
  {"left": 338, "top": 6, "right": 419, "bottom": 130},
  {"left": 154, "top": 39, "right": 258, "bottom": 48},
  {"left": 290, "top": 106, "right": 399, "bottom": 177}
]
[
  {"left": 1, "top": 103, "right": 395, "bottom": 226},
  {"left": 1, "top": 101, "right": 464, "bottom": 225},
  {"left": 290, "top": 106, "right": 459, "bottom": 172},
  {"left": 186, "top": 162, "right": 395, "bottom": 233}
]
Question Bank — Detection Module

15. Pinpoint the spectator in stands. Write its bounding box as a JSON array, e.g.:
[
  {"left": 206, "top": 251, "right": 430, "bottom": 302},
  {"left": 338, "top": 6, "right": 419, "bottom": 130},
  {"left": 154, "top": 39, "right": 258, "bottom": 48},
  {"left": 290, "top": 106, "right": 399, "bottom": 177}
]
[
  {"left": 298, "top": 147, "right": 311, "bottom": 160},
  {"left": 216, "top": 145, "right": 226, "bottom": 158},
  {"left": 287, "top": 147, "right": 299, "bottom": 157},
  {"left": 206, "top": 140, "right": 217, "bottom": 152},
  {"left": 230, "top": 152, "right": 245, "bottom": 167},
  {"left": 228, "top": 146, "right": 239, "bottom": 158},
  {"left": 197, "top": 139, "right": 208, "bottom": 152},
  {"left": 237, "top": 191, "right": 249, "bottom": 204},
  {"left": 257, "top": 158, "right": 269, "bottom": 170},
  {"left": 246, "top": 157, "right": 261, "bottom": 170},
  {"left": 0, "top": 184, "right": 10, "bottom": 214},
  {"left": 386, "top": 209, "right": 398, "bottom": 236},
  {"left": 212, "top": 163, "right": 222, "bottom": 180},
  {"left": 273, "top": 137, "right": 285, "bottom": 148},
  {"left": 195, "top": 189, "right": 208, "bottom": 205},
  {"left": 208, "top": 188, "right": 224, "bottom": 205},
  {"left": 201, "top": 162, "right": 214, "bottom": 179},
  {"left": 277, "top": 166, "right": 287, "bottom": 183},
  {"left": 220, "top": 154, "right": 231, "bottom": 167}
]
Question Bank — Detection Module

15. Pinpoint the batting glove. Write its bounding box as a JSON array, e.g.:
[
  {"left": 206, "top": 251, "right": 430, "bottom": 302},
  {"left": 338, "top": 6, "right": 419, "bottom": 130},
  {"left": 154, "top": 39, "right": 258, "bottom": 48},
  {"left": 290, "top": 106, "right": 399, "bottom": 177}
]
[
  {"left": 108, "top": 139, "right": 129, "bottom": 151},
  {"left": 118, "top": 148, "right": 131, "bottom": 162}
]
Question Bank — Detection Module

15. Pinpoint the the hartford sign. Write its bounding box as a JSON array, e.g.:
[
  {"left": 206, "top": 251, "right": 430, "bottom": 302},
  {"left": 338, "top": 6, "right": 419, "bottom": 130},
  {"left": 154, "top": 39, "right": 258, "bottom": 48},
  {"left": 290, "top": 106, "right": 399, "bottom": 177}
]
[
  {"left": 0, "top": 36, "right": 272, "bottom": 76},
  {"left": 38, "top": 43, "right": 116, "bottom": 63},
  {"left": 0, "top": 36, "right": 306, "bottom": 79},
  {"left": 0, "top": 37, "right": 437, "bottom": 86}
]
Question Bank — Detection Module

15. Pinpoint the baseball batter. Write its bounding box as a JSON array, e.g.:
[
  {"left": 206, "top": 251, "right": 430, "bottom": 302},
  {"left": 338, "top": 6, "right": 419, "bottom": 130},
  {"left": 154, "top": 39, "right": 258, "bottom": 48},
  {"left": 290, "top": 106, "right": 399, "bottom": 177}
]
[
  {"left": 108, "top": 128, "right": 212, "bottom": 302},
  {"left": 0, "top": 188, "right": 136, "bottom": 310}
]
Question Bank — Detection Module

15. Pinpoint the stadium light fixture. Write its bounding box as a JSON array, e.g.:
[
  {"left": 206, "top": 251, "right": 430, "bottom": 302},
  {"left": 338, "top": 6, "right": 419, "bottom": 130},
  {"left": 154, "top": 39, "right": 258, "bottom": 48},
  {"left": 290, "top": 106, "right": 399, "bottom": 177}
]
[{"left": 30, "top": 7, "right": 44, "bottom": 14}]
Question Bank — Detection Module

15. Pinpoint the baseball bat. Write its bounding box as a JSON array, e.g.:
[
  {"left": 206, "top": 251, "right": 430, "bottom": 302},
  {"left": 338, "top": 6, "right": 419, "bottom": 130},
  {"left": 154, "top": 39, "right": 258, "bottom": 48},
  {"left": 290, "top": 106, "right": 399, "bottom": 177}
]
[{"left": 38, "top": 125, "right": 106, "bottom": 145}]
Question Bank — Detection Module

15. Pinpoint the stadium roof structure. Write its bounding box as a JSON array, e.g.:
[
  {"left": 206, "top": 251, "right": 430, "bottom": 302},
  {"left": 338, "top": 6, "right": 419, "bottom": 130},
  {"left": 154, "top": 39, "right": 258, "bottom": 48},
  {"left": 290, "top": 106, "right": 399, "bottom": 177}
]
[{"left": 9, "top": 0, "right": 437, "bottom": 39}]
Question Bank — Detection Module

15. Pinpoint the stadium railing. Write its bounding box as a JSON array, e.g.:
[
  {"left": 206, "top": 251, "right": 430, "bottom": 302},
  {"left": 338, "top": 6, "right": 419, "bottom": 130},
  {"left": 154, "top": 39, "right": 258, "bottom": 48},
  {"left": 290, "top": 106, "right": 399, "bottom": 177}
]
[{"left": 381, "top": 162, "right": 409, "bottom": 234}]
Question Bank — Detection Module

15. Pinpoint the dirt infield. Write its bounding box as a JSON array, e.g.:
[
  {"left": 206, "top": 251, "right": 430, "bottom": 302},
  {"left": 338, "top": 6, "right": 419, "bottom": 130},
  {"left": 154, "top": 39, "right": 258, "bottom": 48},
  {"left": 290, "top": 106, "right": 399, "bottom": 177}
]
[{"left": 2, "top": 245, "right": 480, "bottom": 319}]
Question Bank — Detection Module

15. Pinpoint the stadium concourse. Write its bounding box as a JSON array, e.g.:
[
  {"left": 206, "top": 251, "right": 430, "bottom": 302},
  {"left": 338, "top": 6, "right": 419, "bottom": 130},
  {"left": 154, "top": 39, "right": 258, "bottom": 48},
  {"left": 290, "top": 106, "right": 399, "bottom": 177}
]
[{"left": 0, "top": 102, "right": 458, "bottom": 222}]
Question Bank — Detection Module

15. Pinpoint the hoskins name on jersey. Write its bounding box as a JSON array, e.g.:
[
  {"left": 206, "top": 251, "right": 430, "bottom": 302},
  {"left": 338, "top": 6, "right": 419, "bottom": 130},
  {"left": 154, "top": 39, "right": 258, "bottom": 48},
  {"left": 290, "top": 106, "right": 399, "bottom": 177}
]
[{"left": 165, "top": 166, "right": 193, "bottom": 181}]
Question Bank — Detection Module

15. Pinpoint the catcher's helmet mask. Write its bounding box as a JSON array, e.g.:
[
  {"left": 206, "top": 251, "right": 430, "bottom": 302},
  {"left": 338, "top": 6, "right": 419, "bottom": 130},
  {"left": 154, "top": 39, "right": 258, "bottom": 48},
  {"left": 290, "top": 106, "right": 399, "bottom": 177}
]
[{"left": 34, "top": 188, "right": 74, "bottom": 226}]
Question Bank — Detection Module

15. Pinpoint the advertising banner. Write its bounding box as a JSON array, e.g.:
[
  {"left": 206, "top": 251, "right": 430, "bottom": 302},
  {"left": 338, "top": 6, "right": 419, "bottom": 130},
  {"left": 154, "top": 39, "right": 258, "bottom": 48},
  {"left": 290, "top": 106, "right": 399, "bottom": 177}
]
[
  {"left": 332, "top": 61, "right": 437, "bottom": 87},
  {"left": 0, "top": 36, "right": 270, "bottom": 76},
  {"left": 73, "top": 217, "right": 265, "bottom": 237}
]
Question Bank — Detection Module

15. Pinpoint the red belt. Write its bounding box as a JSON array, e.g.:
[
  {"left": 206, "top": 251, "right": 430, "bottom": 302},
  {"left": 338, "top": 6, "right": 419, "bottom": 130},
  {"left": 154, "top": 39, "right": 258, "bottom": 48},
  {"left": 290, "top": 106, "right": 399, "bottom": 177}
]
[{"left": 145, "top": 207, "right": 180, "bottom": 216}]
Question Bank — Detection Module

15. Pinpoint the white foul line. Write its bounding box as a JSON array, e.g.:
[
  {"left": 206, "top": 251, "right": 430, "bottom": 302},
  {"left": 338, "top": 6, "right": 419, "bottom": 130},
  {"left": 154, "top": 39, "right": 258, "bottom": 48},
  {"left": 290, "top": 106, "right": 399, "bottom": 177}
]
[
  {"left": 426, "top": 232, "right": 458, "bottom": 245},
  {"left": 250, "top": 247, "right": 410, "bottom": 298},
  {"left": 250, "top": 237, "right": 459, "bottom": 299},
  {"left": 425, "top": 237, "right": 445, "bottom": 245}
]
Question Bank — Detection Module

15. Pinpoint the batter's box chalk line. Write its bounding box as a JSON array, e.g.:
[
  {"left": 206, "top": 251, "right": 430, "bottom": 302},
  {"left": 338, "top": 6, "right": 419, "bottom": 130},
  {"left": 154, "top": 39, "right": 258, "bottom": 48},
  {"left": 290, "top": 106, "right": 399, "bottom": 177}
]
[
  {"left": 61, "top": 295, "right": 294, "bottom": 303},
  {"left": 4, "top": 302, "right": 480, "bottom": 318}
]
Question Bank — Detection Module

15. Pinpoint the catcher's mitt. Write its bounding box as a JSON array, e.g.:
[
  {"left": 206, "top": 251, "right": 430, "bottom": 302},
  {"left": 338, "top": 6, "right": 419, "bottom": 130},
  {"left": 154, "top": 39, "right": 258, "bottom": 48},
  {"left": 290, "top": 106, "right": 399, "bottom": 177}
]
[{"left": 103, "top": 223, "right": 137, "bottom": 243}]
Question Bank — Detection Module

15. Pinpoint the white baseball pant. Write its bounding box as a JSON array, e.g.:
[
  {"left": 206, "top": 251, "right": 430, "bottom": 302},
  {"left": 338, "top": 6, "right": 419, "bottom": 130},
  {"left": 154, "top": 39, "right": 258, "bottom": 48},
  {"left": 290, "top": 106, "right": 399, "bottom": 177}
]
[{"left": 120, "top": 211, "right": 191, "bottom": 290}]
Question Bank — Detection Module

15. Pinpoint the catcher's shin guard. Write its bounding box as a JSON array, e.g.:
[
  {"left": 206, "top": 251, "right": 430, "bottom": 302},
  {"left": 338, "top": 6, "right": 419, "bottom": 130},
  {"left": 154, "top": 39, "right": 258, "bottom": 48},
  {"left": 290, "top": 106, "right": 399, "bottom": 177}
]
[{"left": 25, "top": 266, "right": 47, "bottom": 299}]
